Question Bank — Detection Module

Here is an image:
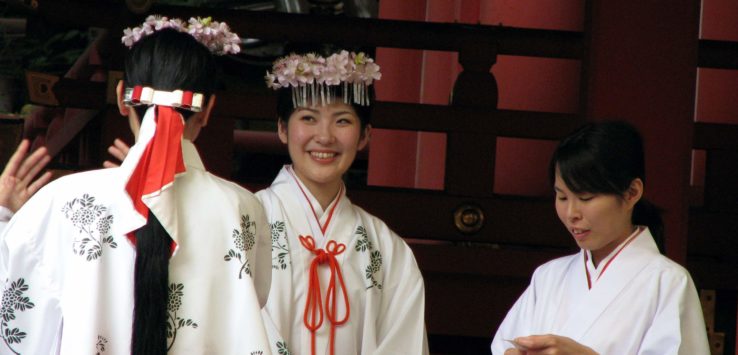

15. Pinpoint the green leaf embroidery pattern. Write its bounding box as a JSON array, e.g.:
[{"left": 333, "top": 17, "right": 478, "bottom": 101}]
[
  {"left": 353, "top": 226, "right": 373, "bottom": 252},
  {"left": 224, "top": 214, "right": 256, "bottom": 278},
  {"left": 96, "top": 335, "right": 108, "bottom": 354},
  {"left": 62, "top": 194, "right": 117, "bottom": 261},
  {"left": 166, "top": 283, "right": 198, "bottom": 351},
  {"left": 277, "top": 340, "right": 292, "bottom": 355},
  {"left": 270, "top": 221, "right": 290, "bottom": 271},
  {"left": 1, "top": 278, "right": 35, "bottom": 354},
  {"left": 353, "top": 226, "right": 383, "bottom": 290}
]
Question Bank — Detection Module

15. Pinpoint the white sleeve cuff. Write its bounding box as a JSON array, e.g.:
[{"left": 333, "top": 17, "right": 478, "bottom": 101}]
[{"left": 0, "top": 206, "right": 14, "bottom": 223}]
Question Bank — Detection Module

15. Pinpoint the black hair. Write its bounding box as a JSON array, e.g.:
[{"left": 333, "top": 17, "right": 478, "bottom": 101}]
[
  {"left": 548, "top": 121, "right": 665, "bottom": 253},
  {"left": 123, "top": 28, "right": 217, "bottom": 354},
  {"left": 124, "top": 28, "right": 217, "bottom": 121},
  {"left": 275, "top": 82, "right": 374, "bottom": 130}
]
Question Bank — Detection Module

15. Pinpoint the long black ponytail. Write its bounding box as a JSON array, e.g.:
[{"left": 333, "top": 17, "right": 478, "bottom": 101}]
[
  {"left": 123, "top": 28, "right": 216, "bottom": 353},
  {"left": 132, "top": 211, "right": 171, "bottom": 354}
]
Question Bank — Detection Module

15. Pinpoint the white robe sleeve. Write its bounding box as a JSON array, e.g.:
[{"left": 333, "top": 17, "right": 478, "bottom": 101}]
[
  {"left": 0, "top": 206, "right": 13, "bottom": 235},
  {"left": 638, "top": 270, "right": 710, "bottom": 355},
  {"left": 490, "top": 281, "right": 538, "bottom": 355},
  {"left": 0, "top": 205, "right": 14, "bottom": 283},
  {"left": 0, "top": 198, "right": 63, "bottom": 355},
  {"left": 250, "top": 202, "right": 272, "bottom": 308},
  {"left": 372, "top": 242, "right": 429, "bottom": 355}
]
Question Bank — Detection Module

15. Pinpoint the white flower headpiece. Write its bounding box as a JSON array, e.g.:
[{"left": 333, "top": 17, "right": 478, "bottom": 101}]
[
  {"left": 121, "top": 15, "right": 241, "bottom": 55},
  {"left": 265, "top": 51, "right": 381, "bottom": 107}
]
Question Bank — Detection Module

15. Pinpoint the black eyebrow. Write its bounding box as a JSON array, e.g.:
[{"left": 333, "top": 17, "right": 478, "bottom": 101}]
[
  {"left": 332, "top": 111, "right": 354, "bottom": 117},
  {"left": 296, "top": 107, "right": 320, "bottom": 114}
]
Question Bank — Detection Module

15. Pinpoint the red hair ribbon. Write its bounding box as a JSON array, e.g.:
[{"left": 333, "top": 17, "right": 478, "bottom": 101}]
[
  {"left": 299, "top": 235, "right": 350, "bottom": 355},
  {"left": 125, "top": 105, "right": 185, "bottom": 249},
  {"left": 124, "top": 86, "right": 204, "bottom": 112}
]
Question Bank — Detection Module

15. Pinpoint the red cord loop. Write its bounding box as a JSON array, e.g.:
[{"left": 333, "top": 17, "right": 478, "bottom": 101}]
[{"left": 299, "top": 235, "right": 350, "bottom": 355}]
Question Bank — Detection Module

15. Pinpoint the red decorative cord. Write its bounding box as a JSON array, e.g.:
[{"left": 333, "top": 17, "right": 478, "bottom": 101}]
[{"left": 299, "top": 235, "right": 350, "bottom": 355}]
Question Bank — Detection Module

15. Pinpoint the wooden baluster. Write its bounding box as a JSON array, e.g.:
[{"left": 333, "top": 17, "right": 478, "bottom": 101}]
[{"left": 446, "top": 44, "right": 498, "bottom": 197}]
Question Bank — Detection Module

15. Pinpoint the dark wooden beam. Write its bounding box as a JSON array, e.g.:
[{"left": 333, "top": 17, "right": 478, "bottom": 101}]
[
  {"left": 44, "top": 77, "right": 582, "bottom": 139},
  {"left": 699, "top": 39, "right": 738, "bottom": 70},
  {"left": 694, "top": 122, "right": 738, "bottom": 150},
  {"left": 34, "top": 2, "right": 583, "bottom": 59},
  {"left": 222, "top": 95, "right": 582, "bottom": 138},
  {"left": 372, "top": 102, "right": 582, "bottom": 138},
  {"left": 347, "top": 188, "right": 573, "bottom": 248}
]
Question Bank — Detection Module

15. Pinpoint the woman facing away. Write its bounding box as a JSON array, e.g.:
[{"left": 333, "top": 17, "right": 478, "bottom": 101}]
[
  {"left": 0, "top": 17, "right": 272, "bottom": 354},
  {"left": 490, "top": 121, "right": 710, "bottom": 354},
  {"left": 257, "top": 51, "right": 429, "bottom": 355}
]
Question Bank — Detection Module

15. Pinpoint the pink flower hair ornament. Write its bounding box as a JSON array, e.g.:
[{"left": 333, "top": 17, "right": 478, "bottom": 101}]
[
  {"left": 121, "top": 15, "right": 241, "bottom": 55},
  {"left": 265, "top": 51, "right": 381, "bottom": 107}
]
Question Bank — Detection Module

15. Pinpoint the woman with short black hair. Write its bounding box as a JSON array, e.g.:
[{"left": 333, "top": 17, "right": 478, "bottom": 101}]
[{"left": 491, "top": 121, "right": 709, "bottom": 354}]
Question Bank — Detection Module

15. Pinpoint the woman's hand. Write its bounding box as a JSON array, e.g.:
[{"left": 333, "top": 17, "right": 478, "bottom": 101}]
[
  {"left": 0, "top": 140, "right": 52, "bottom": 212},
  {"left": 505, "top": 335, "right": 598, "bottom": 355},
  {"left": 102, "top": 138, "right": 131, "bottom": 168}
]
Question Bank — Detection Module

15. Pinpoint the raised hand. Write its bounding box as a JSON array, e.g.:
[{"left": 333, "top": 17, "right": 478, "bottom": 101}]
[
  {"left": 103, "top": 138, "right": 131, "bottom": 168},
  {"left": 0, "top": 140, "right": 52, "bottom": 212}
]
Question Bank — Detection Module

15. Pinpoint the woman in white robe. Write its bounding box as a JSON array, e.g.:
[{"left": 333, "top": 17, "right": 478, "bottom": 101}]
[
  {"left": 259, "top": 52, "right": 429, "bottom": 355},
  {"left": 490, "top": 121, "right": 710, "bottom": 354},
  {"left": 0, "top": 24, "right": 271, "bottom": 354}
]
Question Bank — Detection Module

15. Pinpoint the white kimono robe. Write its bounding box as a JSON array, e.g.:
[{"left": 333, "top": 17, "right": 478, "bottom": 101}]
[
  {"left": 491, "top": 228, "right": 710, "bottom": 355},
  {"left": 0, "top": 206, "right": 11, "bottom": 237},
  {"left": 257, "top": 166, "right": 428, "bottom": 355},
  {"left": 0, "top": 110, "right": 272, "bottom": 354}
]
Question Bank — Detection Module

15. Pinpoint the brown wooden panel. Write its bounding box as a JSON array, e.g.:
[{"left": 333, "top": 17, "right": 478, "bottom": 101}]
[
  {"left": 704, "top": 150, "right": 738, "bottom": 212},
  {"left": 688, "top": 210, "right": 738, "bottom": 259},
  {"left": 50, "top": 77, "right": 107, "bottom": 109},
  {"left": 445, "top": 132, "right": 496, "bottom": 196},
  {"left": 687, "top": 257, "right": 738, "bottom": 290},
  {"left": 411, "top": 243, "right": 568, "bottom": 337},
  {"left": 0, "top": 115, "right": 24, "bottom": 169},
  {"left": 348, "top": 188, "right": 573, "bottom": 248},
  {"left": 687, "top": 210, "right": 738, "bottom": 290}
]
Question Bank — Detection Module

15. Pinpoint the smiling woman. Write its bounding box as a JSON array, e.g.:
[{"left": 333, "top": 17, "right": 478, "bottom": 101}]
[
  {"left": 278, "top": 102, "right": 370, "bottom": 209},
  {"left": 490, "top": 121, "right": 710, "bottom": 355},
  {"left": 257, "top": 51, "right": 428, "bottom": 355}
]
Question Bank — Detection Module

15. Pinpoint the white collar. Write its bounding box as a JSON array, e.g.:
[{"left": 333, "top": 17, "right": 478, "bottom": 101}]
[{"left": 585, "top": 226, "right": 644, "bottom": 281}]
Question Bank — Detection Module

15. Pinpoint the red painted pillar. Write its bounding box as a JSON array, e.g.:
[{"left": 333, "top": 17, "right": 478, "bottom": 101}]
[
  {"left": 584, "top": 1, "right": 700, "bottom": 264},
  {"left": 369, "top": 0, "right": 425, "bottom": 189}
]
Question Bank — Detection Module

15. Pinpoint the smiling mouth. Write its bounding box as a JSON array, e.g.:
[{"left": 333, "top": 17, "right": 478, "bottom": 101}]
[
  {"left": 310, "top": 151, "right": 337, "bottom": 160},
  {"left": 571, "top": 228, "right": 591, "bottom": 240}
]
